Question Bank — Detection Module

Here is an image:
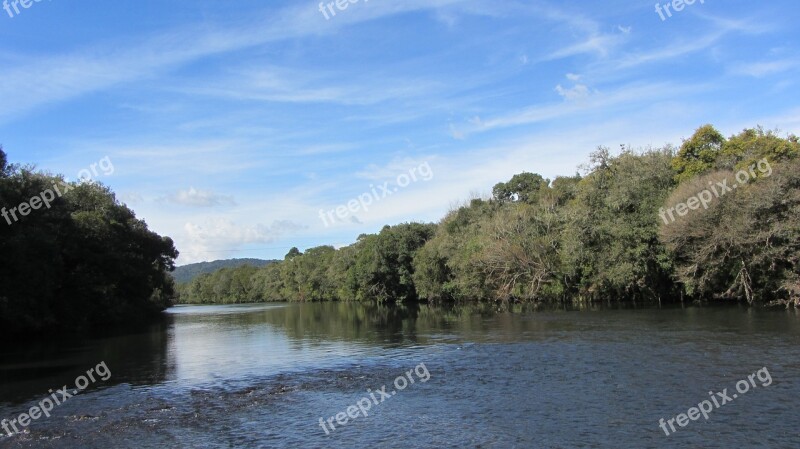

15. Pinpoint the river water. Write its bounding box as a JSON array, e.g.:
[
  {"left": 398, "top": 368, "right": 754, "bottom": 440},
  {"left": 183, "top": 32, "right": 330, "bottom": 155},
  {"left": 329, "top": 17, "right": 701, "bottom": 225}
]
[{"left": 0, "top": 302, "right": 798, "bottom": 448}]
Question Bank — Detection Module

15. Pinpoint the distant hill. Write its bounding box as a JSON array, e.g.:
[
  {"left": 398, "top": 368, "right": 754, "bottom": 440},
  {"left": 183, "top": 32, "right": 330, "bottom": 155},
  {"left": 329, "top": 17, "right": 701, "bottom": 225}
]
[{"left": 171, "top": 258, "right": 276, "bottom": 284}]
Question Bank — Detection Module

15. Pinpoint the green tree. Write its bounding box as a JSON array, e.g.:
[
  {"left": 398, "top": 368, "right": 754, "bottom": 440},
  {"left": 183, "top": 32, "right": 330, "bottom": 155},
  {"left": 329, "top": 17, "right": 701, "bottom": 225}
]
[
  {"left": 672, "top": 125, "right": 726, "bottom": 181},
  {"left": 718, "top": 127, "right": 800, "bottom": 172},
  {"left": 285, "top": 247, "right": 302, "bottom": 260},
  {"left": 413, "top": 200, "right": 499, "bottom": 301},
  {"left": 492, "top": 172, "right": 550, "bottom": 204},
  {"left": 561, "top": 147, "right": 677, "bottom": 301},
  {"left": 350, "top": 223, "right": 436, "bottom": 303},
  {"left": 0, "top": 159, "right": 178, "bottom": 333}
]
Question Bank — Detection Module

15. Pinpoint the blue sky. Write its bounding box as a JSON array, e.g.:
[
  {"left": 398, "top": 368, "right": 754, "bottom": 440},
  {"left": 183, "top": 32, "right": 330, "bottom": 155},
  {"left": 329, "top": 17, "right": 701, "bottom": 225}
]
[{"left": 1, "top": 0, "right": 798, "bottom": 264}]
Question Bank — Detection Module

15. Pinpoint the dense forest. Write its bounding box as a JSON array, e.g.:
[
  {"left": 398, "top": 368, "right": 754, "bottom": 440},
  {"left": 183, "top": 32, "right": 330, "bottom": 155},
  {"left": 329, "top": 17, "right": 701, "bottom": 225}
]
[
  {"left": 178, "top": 125, "right": 800, "bottom": 307},
  {"left": 0, "top": 148, "right": 179, "bottom": 334}
]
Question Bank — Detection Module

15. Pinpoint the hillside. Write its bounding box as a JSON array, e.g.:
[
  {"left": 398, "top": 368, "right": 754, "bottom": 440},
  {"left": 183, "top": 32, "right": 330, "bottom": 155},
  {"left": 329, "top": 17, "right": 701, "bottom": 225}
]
[{"left": 172, "top": 258, "right": 276, "bottom": 284}]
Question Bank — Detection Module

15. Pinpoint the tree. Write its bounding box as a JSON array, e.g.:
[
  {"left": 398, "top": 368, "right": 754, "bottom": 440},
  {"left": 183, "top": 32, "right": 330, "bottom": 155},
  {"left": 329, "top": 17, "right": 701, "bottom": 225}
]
[
  {"left": 718, "top": 127, "right": 800, "bottom": 172},
  {"left": 349, "top": 223, "right": 436, "bottom": 303},
  {"left": 672, "top": 125, "right": 726, "bottom": 181},
  {"left": 0, "top": 166, "right": 178, "bottom": 333},
  {"left": 477, "top": 203, "right": 564, "bottom": 300},
  {"left": 492, "top": 172, "right": 550, "bottom": 204},
  {"left": 294, "top": 246, "right": 336, "bottom": 301},
  {"left": 548, "top": 174, "right": 582, "bottom": 207},
  {"left": 660, "top": 159, "right": 800, "bottom": 305},
  {"left": 561, "top": 147, "right": 677, "bottom": 301},
  {"left": 285, "top": 247, "right": 302, "bottom": 260},
  {"left": 0, "top": 147, "right": 9, "bottom": 178}
]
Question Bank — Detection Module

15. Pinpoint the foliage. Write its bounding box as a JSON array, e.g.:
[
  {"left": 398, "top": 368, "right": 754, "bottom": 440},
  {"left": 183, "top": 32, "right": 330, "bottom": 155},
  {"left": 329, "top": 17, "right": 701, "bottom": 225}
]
[
  {"left": 0, "top": 149, "right": 178, "bottom": 333},
  {"left": 492, "top": 172, "right": 550, "bottom": 204},
  {"left": 672, "top": 124, "right": 726, "bottom": 181},
  {"left": 560, "top": 147, "right": 678, "bottom": 301},
  {"left": 179, "top": 224, "right": 437, "bottom": 304},
  {"left": 660, "top": 160, "right": 800, "bottom": 305}
]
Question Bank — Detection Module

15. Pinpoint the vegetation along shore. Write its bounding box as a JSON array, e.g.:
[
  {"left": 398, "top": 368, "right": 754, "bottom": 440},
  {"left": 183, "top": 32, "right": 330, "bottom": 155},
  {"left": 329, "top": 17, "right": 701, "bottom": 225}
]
[{"left": 177, "top": 125, "right": 800, "bottom": 308}]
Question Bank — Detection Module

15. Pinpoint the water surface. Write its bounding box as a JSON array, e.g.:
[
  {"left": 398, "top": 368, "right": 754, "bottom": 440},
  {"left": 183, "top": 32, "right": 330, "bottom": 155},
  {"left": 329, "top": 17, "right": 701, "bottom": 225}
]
[{"left": 1, "top": 302, "right": 798, "bottom": 448}]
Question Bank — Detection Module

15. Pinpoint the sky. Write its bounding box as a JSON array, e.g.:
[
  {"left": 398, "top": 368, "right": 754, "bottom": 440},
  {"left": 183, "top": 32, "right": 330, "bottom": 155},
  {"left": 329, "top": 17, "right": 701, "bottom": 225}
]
[{"left": 0, "top": 0, "right": 798, "bottom": 265}]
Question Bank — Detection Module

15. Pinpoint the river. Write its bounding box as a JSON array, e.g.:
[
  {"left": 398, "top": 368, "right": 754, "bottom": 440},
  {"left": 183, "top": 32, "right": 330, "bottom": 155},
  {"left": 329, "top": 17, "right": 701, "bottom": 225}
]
[{"left": 1, "top": 302, "right": 798, "bottom": 448}]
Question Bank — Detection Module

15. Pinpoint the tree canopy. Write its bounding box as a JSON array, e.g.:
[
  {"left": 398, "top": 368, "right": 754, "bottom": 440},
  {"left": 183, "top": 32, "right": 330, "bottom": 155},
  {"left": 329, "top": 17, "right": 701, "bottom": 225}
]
[{"left": 0, "top": 148, "right": 179, "bottom": 334}]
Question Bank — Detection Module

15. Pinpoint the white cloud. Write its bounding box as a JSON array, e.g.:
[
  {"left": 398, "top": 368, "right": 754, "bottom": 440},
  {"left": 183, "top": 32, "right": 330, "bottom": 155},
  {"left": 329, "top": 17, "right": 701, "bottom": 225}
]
[
  {"left": 555, "top": 84, "right": 591, "bottom": 101},
  {"left": 166, "top": 187, "right": 237, "bottom": 207},
  {"left": 181, "top": 219, "right": 307, "bottom": 263}
]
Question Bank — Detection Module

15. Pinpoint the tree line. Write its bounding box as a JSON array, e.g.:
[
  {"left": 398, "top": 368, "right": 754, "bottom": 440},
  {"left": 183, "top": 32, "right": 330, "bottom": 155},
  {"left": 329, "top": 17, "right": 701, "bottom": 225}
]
[
  {"left": 0, "top": 148, "right": 179, "bottom": 334},
  {"left": 176, "top": 125, "right": 800, "bottom": 306}
]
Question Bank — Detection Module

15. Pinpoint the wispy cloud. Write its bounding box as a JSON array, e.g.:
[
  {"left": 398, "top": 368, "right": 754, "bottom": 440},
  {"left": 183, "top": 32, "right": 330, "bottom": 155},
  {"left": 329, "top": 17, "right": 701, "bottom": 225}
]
[
  {"left": 547, "top": 34, "right": 624, "bottom": 60},
  {"left": 172, "top": 65, "right": 442, "bottom": 106},
  {"left": 731, "top": 59, "right": 799, "bottom": 77},
  {"left": 0, "top": 0, "right": 472, "bottom": 123},
  {"left": 472, "top": 82, "right": 707, "bottom": 133}
]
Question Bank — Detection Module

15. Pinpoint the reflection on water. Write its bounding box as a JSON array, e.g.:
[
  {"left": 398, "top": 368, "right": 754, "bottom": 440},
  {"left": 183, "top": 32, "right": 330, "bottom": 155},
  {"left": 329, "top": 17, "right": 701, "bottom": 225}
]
[
  {"left": 0, "top": 318, "right": 173, "bottom": 404},
  {"left": 0, "top": 302, "right": 799, "bottom": 448}
]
